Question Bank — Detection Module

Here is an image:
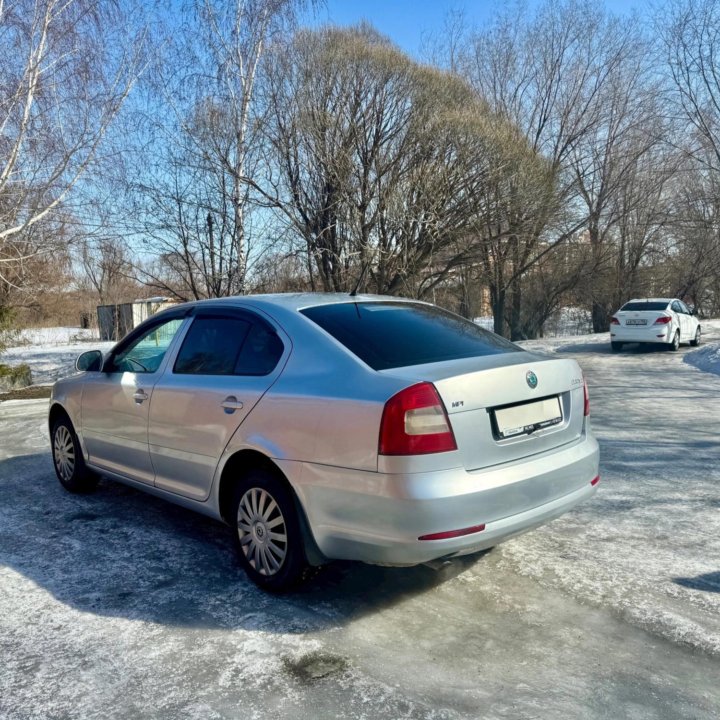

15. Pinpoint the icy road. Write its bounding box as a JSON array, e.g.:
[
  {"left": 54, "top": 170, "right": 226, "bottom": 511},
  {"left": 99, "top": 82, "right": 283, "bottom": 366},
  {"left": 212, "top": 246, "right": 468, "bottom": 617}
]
[{"left": 1, "top": 326, "right": 720, "bottom": 719}]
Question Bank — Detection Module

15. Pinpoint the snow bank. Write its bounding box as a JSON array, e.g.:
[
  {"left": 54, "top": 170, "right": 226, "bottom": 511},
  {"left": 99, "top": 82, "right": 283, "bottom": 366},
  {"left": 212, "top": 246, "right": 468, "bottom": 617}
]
[
  {"left": 685, "top": 343, "right": 720, "bottom": 377},
  {"left": 15, "top": 327, "right": 99, "bottom": 346},
  {"left": 1, "top": 331, "right": 114, "bottom": 385}
]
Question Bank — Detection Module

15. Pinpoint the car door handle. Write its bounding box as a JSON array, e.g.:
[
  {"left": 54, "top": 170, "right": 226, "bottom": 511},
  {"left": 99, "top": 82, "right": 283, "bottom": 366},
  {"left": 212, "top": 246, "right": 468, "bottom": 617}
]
[
  {"left": 133, "top": 390, "right": 149, "bottom": 404},
  {"left": 221, "top": 396, "right": 244, "bottom": 414}
]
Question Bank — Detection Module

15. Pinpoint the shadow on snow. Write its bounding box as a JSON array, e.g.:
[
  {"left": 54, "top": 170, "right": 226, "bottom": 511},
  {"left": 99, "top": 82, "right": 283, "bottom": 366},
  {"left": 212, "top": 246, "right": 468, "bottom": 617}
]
[
  {"left": 673, "top": 572, "right": 720, "bottom": 593},
  {"left": 0, "top": 452, "right": 485, "bottom": 633}
]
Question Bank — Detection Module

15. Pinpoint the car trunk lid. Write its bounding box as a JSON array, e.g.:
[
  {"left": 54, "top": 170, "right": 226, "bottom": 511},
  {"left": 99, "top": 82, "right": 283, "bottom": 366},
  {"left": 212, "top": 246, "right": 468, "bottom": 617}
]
[{"left": 381, "top": 352, "right": 586, "bottom": 472}]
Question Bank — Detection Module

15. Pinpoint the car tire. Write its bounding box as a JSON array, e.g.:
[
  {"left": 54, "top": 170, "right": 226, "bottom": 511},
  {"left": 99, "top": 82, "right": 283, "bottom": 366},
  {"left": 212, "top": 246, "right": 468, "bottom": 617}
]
[
  {"left": 669, "top": 330, "right": 680, "bottom": 351},
  {"left": 51, "top": 416, "right": 99, "bottom": 493},
  {"left": 611, "top": 341, "right": 623, "bottom": 352},
  {"left": 231, "top": 469, "right": 308, "bottom": 592},
  {"left": 690, "top": 327, "right": 701, "bottom": 347}
]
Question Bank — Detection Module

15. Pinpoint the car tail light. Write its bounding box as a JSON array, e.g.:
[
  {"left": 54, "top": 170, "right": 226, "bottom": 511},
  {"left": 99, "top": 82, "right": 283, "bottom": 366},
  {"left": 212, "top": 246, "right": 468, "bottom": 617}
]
[
  {"left": 591, "top": 476, "right": 600, "bottom": 486},
  {"left": 379, "top": 382, "right": 457, "bottom": 455},
  {"left": 610, "top": 316, "right": 620, "bottom": 325},
  {"left": 583, "top": 378, "right": 590, "bottom": 416},
  {"left": 654, "top": 316, "right": 672, "bottom": 325}
]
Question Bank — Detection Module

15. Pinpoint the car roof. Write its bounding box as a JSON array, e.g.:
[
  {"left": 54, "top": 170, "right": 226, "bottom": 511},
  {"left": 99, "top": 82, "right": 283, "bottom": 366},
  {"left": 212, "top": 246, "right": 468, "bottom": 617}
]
[
  {"left": 623, "top": 298, "right": 674, "bottom": 304},
  {"left": 165, "top": 292, "right": 423, "bottom": 315}
]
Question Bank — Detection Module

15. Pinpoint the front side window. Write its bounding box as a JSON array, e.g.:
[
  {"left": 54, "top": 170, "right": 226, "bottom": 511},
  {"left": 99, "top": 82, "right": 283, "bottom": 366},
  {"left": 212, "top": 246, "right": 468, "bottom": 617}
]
[
  {"left": 110, "top": 317, "right": 185, "bottom": 373},
  {"left": 301, "top": 302, "right": 519, "bottom": 371}
]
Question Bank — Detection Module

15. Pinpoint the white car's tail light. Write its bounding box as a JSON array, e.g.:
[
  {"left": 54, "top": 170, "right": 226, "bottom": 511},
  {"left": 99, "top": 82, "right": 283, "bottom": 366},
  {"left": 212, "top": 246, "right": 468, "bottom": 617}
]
[
  {"left": 610, "top": 316, "right": 620, "bottom": 325},
  {"left": 583, "top": 378, "right": 590, "bottom": 417},
  {"left": 654, "top": 316, "right": 672, "bottom": 324},
  {"left": 379, "top": 382, "right": 457, "bottom": 455}
]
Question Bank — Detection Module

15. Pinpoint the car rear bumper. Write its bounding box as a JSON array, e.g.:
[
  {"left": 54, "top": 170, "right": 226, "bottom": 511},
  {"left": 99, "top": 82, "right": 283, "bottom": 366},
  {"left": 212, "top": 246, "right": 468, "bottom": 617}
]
[
  {"left": 293, "top": 432, "right": 600, "bottom": 566},
  {"left": 611, "top": 324, "right": 673, "bottom": 344}
]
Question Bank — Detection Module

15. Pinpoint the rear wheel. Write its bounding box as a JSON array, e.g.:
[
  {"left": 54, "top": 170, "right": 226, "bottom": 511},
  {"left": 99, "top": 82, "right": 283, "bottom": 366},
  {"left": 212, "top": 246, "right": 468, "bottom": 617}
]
[
  {"left": 51, "top": 416, "right": 99, "bottom": 493},
  {"left": 691, "top": 326, "right": 701, "bottom": 347},
  {"left": 231, "top": 469, "right": 307, "bottom": 592},
  {"left": 669, "top": 330, "right": 680, "bottom": 351},
  {"left": 611, "top": 341, "right": 623, "bottom": 352}
]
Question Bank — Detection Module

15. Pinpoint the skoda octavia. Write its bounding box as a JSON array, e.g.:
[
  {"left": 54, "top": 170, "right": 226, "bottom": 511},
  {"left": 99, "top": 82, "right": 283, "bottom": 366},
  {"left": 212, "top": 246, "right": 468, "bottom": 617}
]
[{"left": 50, "top": 294, "right": 599, "bottom": 590}]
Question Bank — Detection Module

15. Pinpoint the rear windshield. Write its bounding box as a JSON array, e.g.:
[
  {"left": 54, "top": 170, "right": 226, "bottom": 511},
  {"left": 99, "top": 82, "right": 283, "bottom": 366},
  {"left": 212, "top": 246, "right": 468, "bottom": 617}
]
[
  {"left": 300, "top": 302, "right": 520, "bottom": 371},
  {"left": 620, "top": 301, "right": 669, "bottom": 311}
]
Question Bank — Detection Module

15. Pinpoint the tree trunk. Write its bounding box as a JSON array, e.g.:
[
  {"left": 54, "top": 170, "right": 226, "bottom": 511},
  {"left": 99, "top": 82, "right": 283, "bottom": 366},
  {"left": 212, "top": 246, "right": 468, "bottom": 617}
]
[
  {"left": 591, "top": 302, "right": 608, "bottom": 333},
  {"left": 490, "top": 284, "right": 506, "bottom": 337}
]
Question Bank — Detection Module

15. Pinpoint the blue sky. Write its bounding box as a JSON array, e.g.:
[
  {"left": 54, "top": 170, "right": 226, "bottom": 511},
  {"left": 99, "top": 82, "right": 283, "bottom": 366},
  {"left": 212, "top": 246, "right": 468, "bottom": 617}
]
[{"left": 308, "top": 0, "right": 645, "bottom": 57}]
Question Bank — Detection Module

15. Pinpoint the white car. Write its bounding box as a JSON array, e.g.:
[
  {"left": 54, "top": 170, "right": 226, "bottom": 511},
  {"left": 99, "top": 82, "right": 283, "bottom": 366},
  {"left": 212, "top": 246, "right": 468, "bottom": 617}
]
[{"left": 609, "top": 298, "right": 701, "bottom": 352}]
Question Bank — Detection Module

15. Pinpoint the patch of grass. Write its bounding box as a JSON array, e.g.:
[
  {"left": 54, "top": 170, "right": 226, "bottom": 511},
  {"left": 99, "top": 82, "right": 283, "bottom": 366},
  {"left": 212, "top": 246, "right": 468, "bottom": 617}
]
[
  {"left": 0, "top": 363, "right": 31, "bottom": 379},
  {"left": 0, "top": 385, "right": 51, "bottom": 402}
]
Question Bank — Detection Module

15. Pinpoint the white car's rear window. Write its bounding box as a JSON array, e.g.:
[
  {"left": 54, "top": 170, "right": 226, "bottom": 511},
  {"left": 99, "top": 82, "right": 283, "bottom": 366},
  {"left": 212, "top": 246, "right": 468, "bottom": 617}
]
[{"left": 620, "top": 301, "right": 668, "bottom": 311}]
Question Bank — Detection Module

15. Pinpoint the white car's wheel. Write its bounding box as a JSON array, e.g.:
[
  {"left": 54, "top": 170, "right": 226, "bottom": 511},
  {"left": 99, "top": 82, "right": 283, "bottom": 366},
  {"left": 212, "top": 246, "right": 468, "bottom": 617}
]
[
  {"left": 669, "top": 330, "right": 680, "bottom": 351},
  {"left": 690, "top": 326, "right": 701, "bottom": 347}
]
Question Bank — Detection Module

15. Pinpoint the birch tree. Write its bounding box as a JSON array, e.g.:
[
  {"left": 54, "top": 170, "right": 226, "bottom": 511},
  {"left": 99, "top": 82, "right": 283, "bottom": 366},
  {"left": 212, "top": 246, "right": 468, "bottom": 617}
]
[{"left": 0, "top": 0, "right": 147, "bottom": 288}]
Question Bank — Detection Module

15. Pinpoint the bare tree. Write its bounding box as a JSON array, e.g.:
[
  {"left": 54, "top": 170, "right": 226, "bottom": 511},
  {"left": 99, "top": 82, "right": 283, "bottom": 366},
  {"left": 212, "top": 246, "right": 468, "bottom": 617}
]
[
  {"left": 259, "top": 25, "right": 548, "bottom": 300},
  {"left": 77, "top": 238, "right": 137, "bottom": 306},
  {"left": 661, "top": 0, "right": 720, "bottom": 172},
  {"left": 656, "top": 0, "right": 720, "bottom": 314},
  {"left": 0, "top": 0, "right": 148, "bottom": 285},
  {"left": 116, "top": 0, "right": 311, "bottom": 299},
  {"left": 453, "top": 0, "right": 661, "bottom": 336}
]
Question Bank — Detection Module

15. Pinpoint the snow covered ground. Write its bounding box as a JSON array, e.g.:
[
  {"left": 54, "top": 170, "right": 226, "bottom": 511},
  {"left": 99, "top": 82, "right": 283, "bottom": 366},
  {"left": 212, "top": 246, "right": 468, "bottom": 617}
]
[
  {"left": 1, "top": 321, "right": 720, "bottom": 718},
  {"left": 512, "top": 319, "right": 720, "bottom": 657},
  {"left": 1, "top": 327, "right": 114, "bottom": 385}
]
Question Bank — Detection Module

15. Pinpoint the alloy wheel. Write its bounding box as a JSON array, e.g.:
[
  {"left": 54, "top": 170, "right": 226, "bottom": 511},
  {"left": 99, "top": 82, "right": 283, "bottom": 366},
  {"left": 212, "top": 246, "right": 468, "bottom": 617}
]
[
  {"left": 236, "top": 488, "right": 288, "bottom": 576},
  {"left": 53, "top": 425, "right": 75, "bottom": 482}
]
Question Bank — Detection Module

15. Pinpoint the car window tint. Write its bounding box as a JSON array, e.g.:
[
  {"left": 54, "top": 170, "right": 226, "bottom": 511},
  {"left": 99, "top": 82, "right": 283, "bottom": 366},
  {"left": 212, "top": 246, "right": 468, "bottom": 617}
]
[
  {"left": 112, "top": 318, "right": 185, "bottom": 373},
  {"left": 620, "top": 301, "right": 669, "bottom": 311},
  {"left": 174, "top": 317, "right": 251, "bottom": 375},
  {"left": 234, "top": 322, "right": 284, "bottom": 376},
  {"left": 301, "top": 302, "right": 520, "bottom": 371}
]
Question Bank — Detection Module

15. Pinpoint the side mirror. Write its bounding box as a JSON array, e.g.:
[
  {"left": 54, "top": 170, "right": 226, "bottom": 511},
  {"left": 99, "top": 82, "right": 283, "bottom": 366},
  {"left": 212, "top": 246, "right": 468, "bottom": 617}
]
[{"left": 76, "top": 350, "right": 103, "bottom": 372}]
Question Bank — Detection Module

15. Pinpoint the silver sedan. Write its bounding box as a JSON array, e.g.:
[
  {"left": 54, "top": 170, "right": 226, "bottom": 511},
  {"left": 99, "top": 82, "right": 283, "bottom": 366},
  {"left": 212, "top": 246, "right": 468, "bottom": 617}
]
[{"left": 49, "top": 294, "right": 599, "bottom": 590}]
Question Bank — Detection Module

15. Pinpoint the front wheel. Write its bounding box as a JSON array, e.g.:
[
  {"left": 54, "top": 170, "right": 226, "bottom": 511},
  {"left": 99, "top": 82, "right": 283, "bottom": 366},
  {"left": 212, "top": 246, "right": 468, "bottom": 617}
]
[
  {"left": 231, "top": 469, "right": 308, "bottom": 592},
  {"left": 51, "top": 417, "right": 99, "bottom": 493},
  {"left": 690, "top": 326, "right": 701, "bottom": 347},
  {"left": 669, "top": 330, "right": 680, "bottom": 351}
]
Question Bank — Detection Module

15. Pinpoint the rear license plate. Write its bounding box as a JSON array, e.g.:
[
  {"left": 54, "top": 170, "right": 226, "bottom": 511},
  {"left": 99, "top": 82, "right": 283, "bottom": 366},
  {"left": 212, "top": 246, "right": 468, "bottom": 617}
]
[
  {"left": 625, "top": 319, "right": 647, "bottom": 325},
  {"left": 494, "top": 397, "right": 562, "bottom": 439}
]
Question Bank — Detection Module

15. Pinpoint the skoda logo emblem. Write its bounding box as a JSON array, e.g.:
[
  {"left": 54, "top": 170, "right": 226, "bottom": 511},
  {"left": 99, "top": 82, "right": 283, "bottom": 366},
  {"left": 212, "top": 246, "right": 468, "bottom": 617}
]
[{"left": 526, "top": 371, "right": 538, "bottom": 389}]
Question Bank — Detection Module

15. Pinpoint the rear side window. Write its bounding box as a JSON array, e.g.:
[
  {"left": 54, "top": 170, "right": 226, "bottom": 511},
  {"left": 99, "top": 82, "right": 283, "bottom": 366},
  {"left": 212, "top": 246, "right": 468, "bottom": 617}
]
[
  {"left": 234, "top": 323, "right": 285, "bottom": 376},
  {"left": 620, "top": 301, "right": 669, "bottom": 311},
  {"left": 174, "top": 315, "right": 284, "bottom": 376},
  {"left": 301, "top": 302, "right": 519, "bottom": 371}
]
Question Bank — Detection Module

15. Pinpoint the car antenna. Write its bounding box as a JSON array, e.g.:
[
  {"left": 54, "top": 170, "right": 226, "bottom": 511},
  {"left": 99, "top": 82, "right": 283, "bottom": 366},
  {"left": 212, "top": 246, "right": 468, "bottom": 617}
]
[{"left": 350, "top": 259, "right": 371, "bottom": 297}]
